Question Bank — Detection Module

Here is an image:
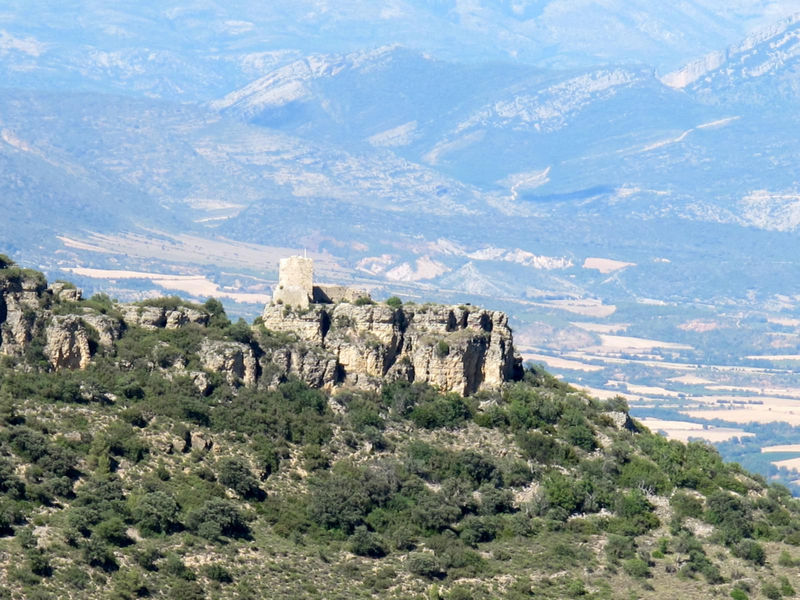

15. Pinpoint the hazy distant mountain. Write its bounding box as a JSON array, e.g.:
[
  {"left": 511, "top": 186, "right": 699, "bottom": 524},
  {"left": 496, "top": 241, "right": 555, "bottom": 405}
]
[
  {"left": 3, "top": 1, "right": 800, "bottom": 103},
  {"left": 1, "top": 2, "right": 800, "bottom": 388},
  {"left": 663, "top": 14, "right": 800, "bottom": 105}
]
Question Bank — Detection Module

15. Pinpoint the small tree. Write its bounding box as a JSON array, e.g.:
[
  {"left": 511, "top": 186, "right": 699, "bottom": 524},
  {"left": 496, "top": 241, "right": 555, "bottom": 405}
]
[
  {"left": 186, "top": 498, "right": 250, "bottom": 541},
  {"left": 407, "top": 552, "right": 443, "bottom": 578},
  {"left": 350, "top": 526, "right": 386, "bottom": 558},
  {"left": 133, "top": 491, "right": 180, "bottom": 535},
  {"left": 0, "top": 254, "right": 15, "bottom": 269},
  {"left": 204, "top": 297, "right": 229, "bottom": 327},
  {"left": 217, "top": 457, "right": 264, "bottom": 500}
]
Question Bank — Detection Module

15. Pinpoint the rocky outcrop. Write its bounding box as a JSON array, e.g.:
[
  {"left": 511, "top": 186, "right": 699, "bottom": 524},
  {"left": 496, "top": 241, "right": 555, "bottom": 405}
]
[
  {"left": 44, "top": 315, "right": 92, "bottom": 370},
  {"left": 81, "top": 313, "right": 124, "bottom": 347},
  {"left": 120, "top": 305, "right": 209, "bottom": 330},
  {"left": 261, "top": 302, "right": 522, "bottom": 395},
  {"left": 198, "top": 339, "right": 257, "bottom": 386},
  {"left": 260, "top": 345, "right": 340, "bottom": 389},
  {"left": 1, "top": 265, "right": 522, "bottom": 396},
  {"left": 0, "top": 271, "right": 47, "bottom": 356},
  {"left": 49, "top": 282, "right": 82, "bottom": 303}
]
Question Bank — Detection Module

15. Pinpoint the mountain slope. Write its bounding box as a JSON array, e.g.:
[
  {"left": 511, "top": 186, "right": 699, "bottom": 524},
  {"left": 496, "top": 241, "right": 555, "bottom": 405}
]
[
  {"left": 2, "top": 265, "right": 800, "bottom": 599},
  {"left": 664, "top": 14, "right": 800, "bottom": 105}
]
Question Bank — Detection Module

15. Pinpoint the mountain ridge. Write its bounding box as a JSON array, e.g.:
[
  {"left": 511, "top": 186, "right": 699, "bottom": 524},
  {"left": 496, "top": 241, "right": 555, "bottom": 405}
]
[{"left": 2, "top": 260, "right": 800, "bottom": 599}]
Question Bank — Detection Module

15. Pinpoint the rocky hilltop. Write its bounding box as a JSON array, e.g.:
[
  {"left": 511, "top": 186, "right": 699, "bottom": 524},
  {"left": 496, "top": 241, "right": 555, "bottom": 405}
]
[
  {"left": 262, "top": 302, "right": 521, "bottom": 395},
  {"left": 0, "top": 263, "right": 521, "bottom": 396},
  {"left": 5, "top": 256, "right": 800, "bottom": 600}
]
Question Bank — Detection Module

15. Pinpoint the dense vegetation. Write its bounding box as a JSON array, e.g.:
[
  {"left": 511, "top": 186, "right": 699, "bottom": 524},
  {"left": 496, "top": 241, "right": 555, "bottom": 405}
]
[{"left": 2, "top": 273, "right": 800, "bottom": 598}]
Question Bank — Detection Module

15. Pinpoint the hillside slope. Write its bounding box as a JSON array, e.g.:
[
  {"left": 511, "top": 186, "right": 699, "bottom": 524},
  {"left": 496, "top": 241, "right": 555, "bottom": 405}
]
[{"left": 2, "top": 261, "right": 800, "bottom": 599}]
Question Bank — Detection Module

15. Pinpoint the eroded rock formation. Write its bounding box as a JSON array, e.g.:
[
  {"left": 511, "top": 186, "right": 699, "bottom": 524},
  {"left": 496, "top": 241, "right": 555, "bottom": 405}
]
[
  {"left": 198, "top": 339, "right": 258, "bottom": 387},
  {"left": 0, "top": 267, "right": 522, "bottom": 395},
  {"left": 45, "top": 315, "right": 92, "bottom": 370},
  {"left": 261, "top": 302, "right": 522, "bottom": 395}
]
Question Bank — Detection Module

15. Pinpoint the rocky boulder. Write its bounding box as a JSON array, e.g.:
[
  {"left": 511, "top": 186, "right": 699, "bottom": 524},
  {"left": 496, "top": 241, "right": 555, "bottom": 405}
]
[
  {"left": 120, "top": 305, "right": 209, "bottom": 330},
  {"left": 198, "top": 339, "right": 257, "bottom": 386},
  {"left": 49, "top": 282, "right": 82, "bottom": 303},
  {"left": 261, "top": 345, "right": 340, "bottom": 390},
  {"left": 44, "top": 315, "right": 92, "bottom": 370},
  {"left": 0, "top": 271, "right": 47, "bottom": 356},
  {"left": 81, "top": 312, "right": 124, "bottom": 347},
  {"left": 120, "top": 305, "right": 167, "bottom": 329}
]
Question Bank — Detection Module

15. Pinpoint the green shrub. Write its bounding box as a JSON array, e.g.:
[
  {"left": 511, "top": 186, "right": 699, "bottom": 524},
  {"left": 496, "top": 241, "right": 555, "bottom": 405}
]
[
  {"left": 186, "top": 498, "right": 250, "bottom": 541},
  {"left": 779, "top": 576, "right": 795, "bottom": 597},
  {"left": 308, "top": 469, "right": 371, "bottom": 534},
  {"left": 542, "top": 472, "right": 587, "bottom": 515},
  {"left": 171, "top": 580, "right": 205, "bottom": 600},
  {"left": 217, "top": 457, "right": 264, "bottom": 500},
  {"left": 349, "top": 526, "right": 387, "bottom": 558},
  {"left": 732, "top": 539, "right": 765, "bottom": 565},
  {"left": 164, "top": 553, "right": 195, "bottom": 580},
  {"left": 516, "top": 431, "right": 570, "bottom": 465},
  {"left": 761, "top": 582, "right": 782, "bottom": 600},
  {"left": 0, "top": 254, "right": 15, "bottom": 269},
  {"left": 204, "top": 563, "right": 233, "bottom": 583},
  {"left": 133, "top": 544, "right": 161, "bottom": 571},
  {"left": 619, "top": 457, "right": 671, "bottom": 495},
  {"left": 409, "top": 394, "right": 471, "bottom": 429},
  {"left": 478, "top": 485, "right": 514, "bottom": 515},
  {"left": 622, "top": 557, "right": 650, "bottom": 578},
  {"left": 729, "top": 588, "right": 748, "bottom": 600},
  {"left": 412, "top": 494, "right": 462, "bottom": 532},
  {"left": 61, "top": 564, "right": 91, "bottom": 589},
  {"left": 435, "top": 340, "right": 450, "bottom": 358},
  {"left": 448, "top": 584, "right": 475, "bottom": 600},
  {"left": 27, "top": 548, "right": 52, "bottom": 577},
  {"left": 385, "top": 296, "right": 402, "bottom": 308},
  {"left": 560, "top": 409, "right": 597, "bottom": 452},
  {"left": 83, "top": 538, "right": 118, "bottom": 571},
  {"left": 459, "top": 515, "right": 498, "bottom": 546},
  {"left": 605, "top": 534, "right": 635, "bottom": 561},
  {"left": 342, "top": 391, "right": 384, "bottom": 432},
  {"left": 613, "top": 490, "right": 660, "bottom": 534},
  {"left": 706, "top": 491, "right": 753, "bottom": 545},
  {"left": 204, "top": 298, "right": 230, "bottom": 328},
  {"left": 670, "top": 491, "right": 704, "bottom": 519},
  {"left": 93, "top": 517, "right": 132, "bottom": 547},
  {"left": 407, "top": 552, "right": 443, "bottom": 579},
  {"left": 133, "top": 491, "right": 180, "bottom": 535}
]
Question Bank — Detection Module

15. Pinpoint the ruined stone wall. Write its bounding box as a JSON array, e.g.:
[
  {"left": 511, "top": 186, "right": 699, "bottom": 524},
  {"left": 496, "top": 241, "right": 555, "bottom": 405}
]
[{"left": 313, "top": 285, "right": 369, "bottom": 304}]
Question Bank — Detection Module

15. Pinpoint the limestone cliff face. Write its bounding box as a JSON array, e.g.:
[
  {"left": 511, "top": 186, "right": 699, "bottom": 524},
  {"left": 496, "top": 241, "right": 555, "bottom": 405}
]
[
  {"left": 261, "top": 303, "right": 522, "bottom": 395},
  {"left": 1, "top": 267, "right": 522, "bottom": 396},
  {"left": 120, "top": 305, "right": 209, "bottom": 330},
  {"left": 260, "top": 345, "right": 340, "bottom": 390},
  {"left": 44, "top": 315, "right": 92, "bottom": 370},
  {"left": 0, "top": 271, "right": 47, "bottom": 357},
  {"left": 198, "top": 339, "right": 257, "bottom": 387},
  {"left": 0, "top": 274, "right": 111, "bottom": 370}
]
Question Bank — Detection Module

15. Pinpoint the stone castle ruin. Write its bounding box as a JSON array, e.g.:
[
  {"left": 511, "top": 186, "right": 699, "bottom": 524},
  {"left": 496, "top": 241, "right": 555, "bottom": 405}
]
[
  {"left": 0, "top": 259, "right": 522, "bottom": 397},
  {"left": 272, "top": 256, "right": 369, "bottom": 309},
  {"left": 263, "top": 255, "right": 523, "bottom": 396}
]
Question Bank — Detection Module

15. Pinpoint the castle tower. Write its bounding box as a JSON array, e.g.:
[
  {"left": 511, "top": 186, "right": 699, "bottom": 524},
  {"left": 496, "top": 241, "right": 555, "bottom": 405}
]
[{"left": 273, "top": 256, "right": 313, "bottom": 309}]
